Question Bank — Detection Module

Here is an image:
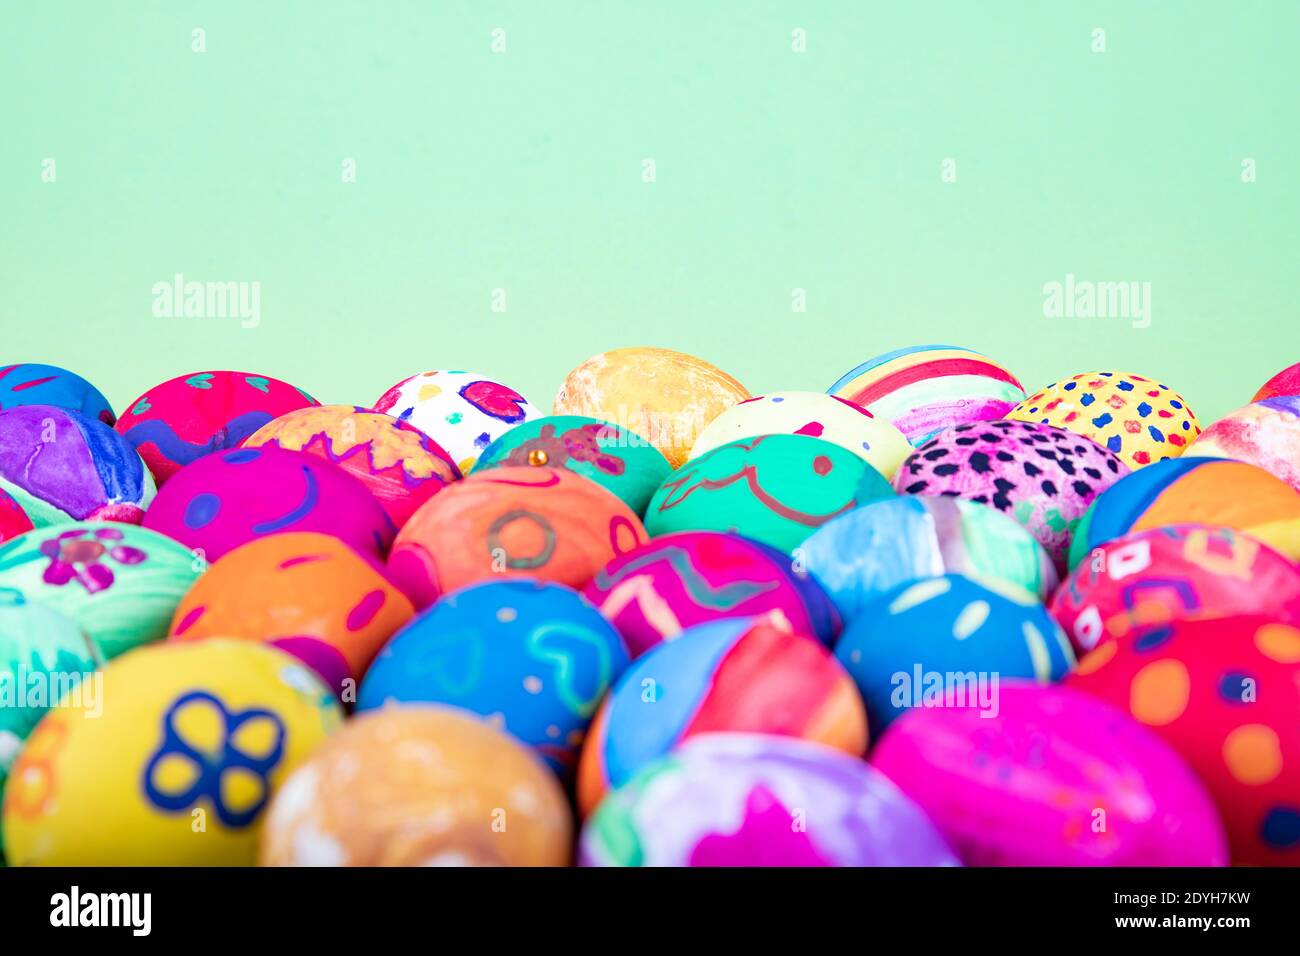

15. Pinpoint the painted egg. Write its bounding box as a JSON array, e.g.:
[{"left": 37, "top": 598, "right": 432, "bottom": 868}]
[
  {"left": 241, "top": 404, "right": 459, "bottom": 527},
  {"left": 472, "top": 415, "right": 670, "bottom": 515},
  {"left": 1187, "top": 397, "right": 1300, "bottom": 493},
  {"left": 688, "top": 391, "right": 913, "bottom": 480},
  {"left": 387, "top": 465, "right": 646, "bottom": 610},
  {"left": 115, "top": 370, "right": 318, "bottom": 485},
  {"left": 0, "top": 363, "right": 115, "bottom": 425},
  {"left": 580, "top": 733, "right": 959, "bottom": 867},
  {"left": 553, "top": 347, "right": 750, "bottom": 469},
  {"left": 0, "top": 590, "right": 100, "bottom": 823},
  {"left": 1068, "top": 457, "right": 1300, "bottom": 569},
  {"left": 142, "top": 447, "right": 394, "bottom": 563},
  {"left": 1068, "top": 617, "right": 1300, "bottom": 865},
  {"left": 583, "top": 530, "right": 840, "bottom": 658},
  {"left": 645, "top": 435, "right": 893, "bottom": 553},
  {"left": 827, "top": 345, "right": 1026, "bottom": 447},
  {"left": 259, "top": 705, "right": 572, "bottom": 866},
  {"left": 871, "top": 682, "right": 1229, "bottom": 866},
  {"left": 576, "top": 619, "right": 867, "bottom": 816},
  {"left": 2, "top": 640, "right": 341, "bottom": 865},
  {"left": 373, "top": 369, "right": 540, "bottom": 475},
  {"left": 1008, "top": 370, "right": 1200, "bottom": 469},
  {"left": 1253, "top": 362, "right": 1300, "bottom": 402},
  {"left": 799, "top": 496, "right": 1058, "bottom": 624},
  {"left": 0, "top": 488, "right": 34, "bottom": 544},
  {"left": 894, "top": 420, "right": 1129, "bottom": 571},
  {"left": 170, "top": 533, "right": 414, "bottom": 699},
  {"left": 0, "top": 405, "right": 155, "bottom": 526},
  {"left": 0, "top": 523, "right": 203, "bottom": 660},
  {"left": 359, "top": 580, "right": 628, "bottom": 774},
  {"left": 1051, "top": 525, "right": 1300, "bottom": 655},
  {"left": 835, "top": 575, "right": 1073, "bottom": 732}
]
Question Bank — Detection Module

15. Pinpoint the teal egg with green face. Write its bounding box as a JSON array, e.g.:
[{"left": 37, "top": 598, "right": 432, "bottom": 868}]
[
  {"left": 644, "top": 435, "right": 895, "bottom": 553},
  {"left": 472, "top": 416, "right": 672, "bottom": 516},
  {"left": 0, "top": 589, "right": 100, "bottom": 798},
  {"left": 0, "top": 523, "right": 205, "bottom": 661}
]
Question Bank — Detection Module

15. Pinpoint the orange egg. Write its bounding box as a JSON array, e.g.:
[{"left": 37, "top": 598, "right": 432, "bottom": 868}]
[
  {"left": 169, "top": 532, "right": 414, "bottom": 699},
  {"left": 387, "top": 465, "right": 647, "bottom": 609}
]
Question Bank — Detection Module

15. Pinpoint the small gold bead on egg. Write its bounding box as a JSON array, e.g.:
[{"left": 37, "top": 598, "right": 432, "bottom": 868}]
[{"left": 527, "top": 449, "right": 549, "bottom": 466}]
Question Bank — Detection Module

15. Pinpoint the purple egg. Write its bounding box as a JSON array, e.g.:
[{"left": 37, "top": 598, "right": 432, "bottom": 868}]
[
  {"left": 871, "top": 681, "right": 1229, "bottom": 866},
  {"left": 892, "top": 420, "right": 1128, "bottom": 570},
  {"left": 142, "top": 447, "right": 394, "bottom": 562},
  {"left": 580, "top": 733, "right": 959, "bottom": 867}
]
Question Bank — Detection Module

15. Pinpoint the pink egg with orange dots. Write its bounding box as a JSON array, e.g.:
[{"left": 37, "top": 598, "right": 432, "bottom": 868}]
[
  {"left": 142, "top": 447, "right": 394, "bottom": 563},
  {"left": 871, "top": 682, "right": 1228, "bottom": 866},
  {"left": 241, "top": 405, "right": 460, "bottom": 527},
  {"left": 169, "top": 532, "right": 415, "bottom": 699},
  {"left": 388, "top": 465, "right": 646, "bottom": 609},
  {"left": 115, "top": 370, "right": 318, "bottom": 485},
  {"left": 1069, "top": 616, "right": 1300, "bottom": 866},
  {"left": 1050, "top": 524, "right": 1300, "bottom": 655}
]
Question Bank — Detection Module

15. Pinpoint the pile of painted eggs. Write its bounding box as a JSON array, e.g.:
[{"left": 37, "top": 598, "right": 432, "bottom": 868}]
[{"left": 1, "top": 351, "right": 1298, "bottom": 867}]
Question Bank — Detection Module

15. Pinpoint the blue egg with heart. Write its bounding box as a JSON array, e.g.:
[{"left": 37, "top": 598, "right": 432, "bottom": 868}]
[
  {"left": 357, "top": 579, "right": 631, "bottom": 775},
  {"left": 834, "top": 574, "right": 1075, "bottom": 733}
]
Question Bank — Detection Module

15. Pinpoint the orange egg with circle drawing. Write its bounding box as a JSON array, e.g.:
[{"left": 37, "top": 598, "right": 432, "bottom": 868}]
[{"left": 170, "top": 532, "right": 414, "bottom": 699}]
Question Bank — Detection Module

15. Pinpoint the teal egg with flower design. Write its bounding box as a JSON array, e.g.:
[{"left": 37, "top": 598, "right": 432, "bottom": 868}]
[{"left": 0, "top": 522, "right": 204, "bottom": 660}]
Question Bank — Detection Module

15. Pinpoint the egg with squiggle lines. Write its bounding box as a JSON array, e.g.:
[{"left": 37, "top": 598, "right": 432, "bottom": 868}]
[
  {"left": 170, "top": 533, "right": 414, "bottom": 699},
  {"left": 142, "top": 447, "right": 394, "bottom": 563},
  {"left": 359, "top": 580, "right": 629, "bottom": 774},
  {"left": 2, "top": 640, "right": 341, "bottom": 866},
  {"left": 645, "top": 435, "right": 893, "bottom": 554},
  {"left": 241, "top": 405, "right": 459, "bottom": 527},
  {"left": 116, "top": 371, "right": 318, "bottom": 485},
  {"left": 1069, "top": 616, "right": 1300, "bottom": 865},
  {"left": 374, "top": 369, "right": 540, "bottom": 475},
  {"left": 388, "top": 465, "right": 646, "bottom": 609}
]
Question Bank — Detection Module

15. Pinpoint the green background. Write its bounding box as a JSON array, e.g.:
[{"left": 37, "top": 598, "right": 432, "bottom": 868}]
[{"left": 3, "top": 1, "right": 1295, "bottom": 424}]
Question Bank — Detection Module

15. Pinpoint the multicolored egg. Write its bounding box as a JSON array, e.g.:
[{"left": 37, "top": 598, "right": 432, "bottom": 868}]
[
  {"left": 241, "top": 404, "right": 459, "bottom": 527},
  {"left": 0, "top": 523, "right": 203, "bottom": 660},
  {"left": 799, "top": 496, "right": 1058, "bottom": 624},
  {"left": 1068, "top": 617, "right": 1300, "bottom": 865},
  {"left": 472, "top": 415, "right": 671, "bottom": 515},
  {"left": 115, "top": 370, "right": 318, "bottom": 485},
  {"left": 1067, "top": 457, "right": 1300, "bottom": 569},
  {"left": 142, "top": 447, "right": 394, "bottom": 563},
  {"left": 871, "top": 682, "right": 1229, "bottom": 866},
  {"left": 358, "top": 580, "right": 628, "bottom": 774},
  {"left": 645, "top": 435, "right": 892, "bottom": 553},
  {"left": 1187, "top": 398, "right": 1300, "bottom": 493},
  {"left": 581, "top": 733, "right": 959, "bottom": 867},
  {"left": 0, "top": 363, "right": 115, "bottom": 424},
  {"left": 1008, "top": 370, "right": 1200, "bottom": 469},
  {"left": 553, "top": 347, "right": 751, "bottom": 469},
  {"left": 0, "top": 489, "right": 33, "bottom": 544},
  {"left": 170, "top": 533, "right": 414, "bottom": 699},
  {"left": 1051, "top": 525, "right": 1300, "bottom": 655},
  {"left": 259, "top": 705, "right": 572, "bottom": 866},
  {"left": 688, "top": 391, "right": 913, "bottom": 480},
  {"left": 2, "top": 640, "right": 341, "bottom": 865},
  {"left": 827, "top": 345, "right": 1026, "bottom": 447},
  {"left": 894, "top": 420, "right": 1128, "bottom": 571},
  {"left": 387, "top": 465, "right": 646, "bottom": 609},
  {"left": 576, "top": 619, "right": 867, "bottom": 816},
  {"left": 373, "top": 369, "right": 540, "bottom": 475},
  {"left": 1253, "top": 362, "right": 1300, "bottom": 402},
  {"left": 0, "top": 405, "right": 155, "bottom": 526},
  {"left": 0, "top": 590, "right": 100, "bottom": 820},
  {"left": 835, "top": 575, "right": 1073, "bottom": 732},
  {"left": 583, "top": 530, "right": 841, "bottom": 658}
]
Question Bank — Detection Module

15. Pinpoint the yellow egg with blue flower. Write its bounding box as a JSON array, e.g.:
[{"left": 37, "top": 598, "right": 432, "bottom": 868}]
[{"left": 2, "top": 640, "right": 341, "bottom": 865}]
